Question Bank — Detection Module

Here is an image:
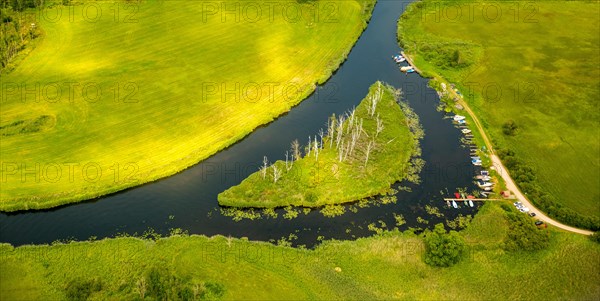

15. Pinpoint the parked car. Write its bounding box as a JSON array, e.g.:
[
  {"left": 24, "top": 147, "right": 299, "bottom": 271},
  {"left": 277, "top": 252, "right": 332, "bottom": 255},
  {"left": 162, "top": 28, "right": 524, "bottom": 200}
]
[
  {"left": 529, "top": 212, "right": 536, "bottom": 217},
  {"left": 535, "top": 220, "right": 543, "bottom": 226}
]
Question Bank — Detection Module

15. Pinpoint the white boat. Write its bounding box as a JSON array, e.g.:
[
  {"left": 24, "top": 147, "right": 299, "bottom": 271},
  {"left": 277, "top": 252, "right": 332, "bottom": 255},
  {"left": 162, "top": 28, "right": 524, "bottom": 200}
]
[
  {"left": 447, "top": 200, "right": 451, "bottom": 207},
  {"left": 461, "top": 129, "right": 472, "bottom": 134},
  {"left": 468, "top": 200, "right": 474, "bottom": 207},
  {"left": 452, "top": 200, "right": 458, "bottom": 208},
  {"left": 477, "top": 180, "right": 493, "bottom": 188},
  {"left": 400, "top": 66, "right": 412, "bottom": 72},
  {"left": 453, "top": 115, "right": 466, "bottom": 121}
]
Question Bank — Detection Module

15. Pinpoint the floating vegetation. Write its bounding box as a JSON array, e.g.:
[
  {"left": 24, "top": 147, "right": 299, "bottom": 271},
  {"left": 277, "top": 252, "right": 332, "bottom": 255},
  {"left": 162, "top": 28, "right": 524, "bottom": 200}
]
[
  {"left": 220, "top": 208, "right": 261, "bottom": 222},
  {"left": 320, "top": 204, "right": 346, "bottom": 217},
  {"left": 283, "top": 206, "right": 300, "bottom": 220},
  {"left": 393, "top": 213, "right": 406, "bottom": 227},
  {"left": 417, "top": 216, "right": 429, "bottom": 225},
  {"left": 262, "top": 208, "right": 278, "bottom": 219},
  {"left": 367, "top": 220, "right": 388, "bottom": 235},
  {"left": 425, "top": 205, "right": 444, "bottom": 217}
]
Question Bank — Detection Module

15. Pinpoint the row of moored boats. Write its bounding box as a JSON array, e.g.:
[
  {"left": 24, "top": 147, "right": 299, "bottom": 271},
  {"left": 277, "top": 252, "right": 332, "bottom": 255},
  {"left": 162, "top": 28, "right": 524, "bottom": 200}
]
[{"left": 393, "top": 54, "right": 416, "bottom": 73}]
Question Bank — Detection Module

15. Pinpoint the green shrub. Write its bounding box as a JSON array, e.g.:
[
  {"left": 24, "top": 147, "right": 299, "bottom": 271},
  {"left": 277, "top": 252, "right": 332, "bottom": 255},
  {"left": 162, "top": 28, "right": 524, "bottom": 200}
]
[
  {"left": 423, "top": 223, "right": 466, "bottom": 267},
  {"left": 200, "top": 282, "right": 226, "bottom": 300},
  {"left": 590, "top": 232, "right": 600, "bottom": 244},
  {"left": 65, "top": 278, "right": 102, "bottom": 301},
  {"left": 502, "top": 120, "right": 519, "bottom": 136},
  {"left": 503, "top": 208, "right": 549, "bottom": 252}
]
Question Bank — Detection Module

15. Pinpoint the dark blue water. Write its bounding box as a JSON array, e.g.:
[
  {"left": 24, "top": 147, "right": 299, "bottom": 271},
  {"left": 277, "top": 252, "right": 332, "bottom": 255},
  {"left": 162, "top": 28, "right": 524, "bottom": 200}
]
[{"left": 0, "top": 0, "right": 479, "bottom": 247}]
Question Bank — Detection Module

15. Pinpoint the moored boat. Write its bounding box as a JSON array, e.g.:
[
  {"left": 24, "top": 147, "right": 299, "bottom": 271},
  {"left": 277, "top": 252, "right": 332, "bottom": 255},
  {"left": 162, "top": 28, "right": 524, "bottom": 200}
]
[{"left": 453, "top": 115, "right": 466, "bottom": 121}]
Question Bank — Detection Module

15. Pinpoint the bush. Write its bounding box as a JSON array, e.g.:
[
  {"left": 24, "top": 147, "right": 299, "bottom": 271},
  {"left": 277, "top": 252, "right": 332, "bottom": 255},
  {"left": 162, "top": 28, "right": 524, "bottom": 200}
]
[
  {"left": 590, "top": 232, "right": 600, "bottom": 244},
  {"left": 423, "top": 223, "right": 466, "bottom": 267},
  {"left": 65, "top": 278, "right": 102, "bottom": 301},
  {"left": 143, "top": 266, "right": 226, "bottom": 300},
  {"left": 504, "top": 208, "right": 549, "bottom": 252},
  {"left": 502, "top": 120, "right": 519, "bottom": 136}
]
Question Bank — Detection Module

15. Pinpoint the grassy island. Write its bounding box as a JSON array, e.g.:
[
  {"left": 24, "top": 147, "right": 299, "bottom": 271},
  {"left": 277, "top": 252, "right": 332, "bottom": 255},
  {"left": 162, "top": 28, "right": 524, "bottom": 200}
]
[{"left": 218, "top": 82, "right": 423, "bottom": 208}]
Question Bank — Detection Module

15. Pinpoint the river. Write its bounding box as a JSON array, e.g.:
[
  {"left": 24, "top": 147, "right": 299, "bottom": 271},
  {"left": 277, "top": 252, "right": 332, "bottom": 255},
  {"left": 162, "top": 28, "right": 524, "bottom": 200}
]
[{"left": 0, "top": 0, "right": 480, "bottom": 247}]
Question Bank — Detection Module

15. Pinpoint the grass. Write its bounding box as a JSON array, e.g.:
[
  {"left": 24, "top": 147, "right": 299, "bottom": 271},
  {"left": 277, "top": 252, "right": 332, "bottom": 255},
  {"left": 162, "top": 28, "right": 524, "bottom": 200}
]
[
  {"left": 398, "top": 1, "right": 600, "bottom": 219},
  {"left": 0, "top": 0, "right": 376, "bottom": 211},
  {"left": 218, "top": 82, "right": 423, "bottom": 208},
  {"left": 2, "top": 202, "right": 599, "bottom": 300}
]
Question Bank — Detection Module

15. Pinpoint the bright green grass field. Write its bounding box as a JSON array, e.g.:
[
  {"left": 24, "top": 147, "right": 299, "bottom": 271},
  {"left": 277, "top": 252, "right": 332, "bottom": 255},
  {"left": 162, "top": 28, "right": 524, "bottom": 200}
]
[
  {"left": 398, "top": 0, "right": 600, "bottom": 217},
  {"left": 0, "top": 0, "right": 375, "bottom": 211},
  {"left": 218, "top": 82, "right": 421, "bottom": 208},
  {"left": 1, "top": 202, "right": 599, "bottom": 300}
]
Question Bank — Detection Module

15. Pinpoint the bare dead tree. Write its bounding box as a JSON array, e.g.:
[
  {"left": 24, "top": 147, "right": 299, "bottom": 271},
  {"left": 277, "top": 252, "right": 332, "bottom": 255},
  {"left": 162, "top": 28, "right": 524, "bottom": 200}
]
[
  {"left": 327, "top": 116, "right": 336, "bottom": 148},
  {"left": 285, "top": 151, "right": 289, "bottom": 170},
  {"left": 318, "top": 128, "right": 325, "bottom": 148},
  {"left": 347, "top": 108, "right": 356, "bottom": 134},
  {"left": 272, "top": 164, "right": 282, "bottom": 183},
  {"left": 368, "top": 83, "right": 383, "bottom": 117},
  {"left": 376, "top": 114, "right": 384, "bottom": 137},
  {"left": 336, "top": 115, "right": 345, "bottom": 148},
  {"left": 338, "top": 141, "right": 345, "bottom": 162},
  {"left": 313, "top": 136, "right": 320, "bottom": 161},
  {"left": 261, "top": 156, "right": 269, "bottom": 179},
  {"left": 306, "top": 136, "right": 312, "bottom": 157},
  {"left": 291, "top": 139, "right": 301, "bottom": 160}
]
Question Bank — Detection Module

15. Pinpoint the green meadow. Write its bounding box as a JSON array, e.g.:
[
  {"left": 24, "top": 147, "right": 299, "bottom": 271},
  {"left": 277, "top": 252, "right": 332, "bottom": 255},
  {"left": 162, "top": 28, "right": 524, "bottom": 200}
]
[
  {"left": 2, "top": 202, "right": 599, "bottom": 300},
  {"left": 0, "top": 0, "right": 376, "bottom": 211},
  {"left": 218, "top": 82, "right": 422, "bottom": 208},
  {"left": 398, "top": 1, "right": 600, "bottom": 224}
]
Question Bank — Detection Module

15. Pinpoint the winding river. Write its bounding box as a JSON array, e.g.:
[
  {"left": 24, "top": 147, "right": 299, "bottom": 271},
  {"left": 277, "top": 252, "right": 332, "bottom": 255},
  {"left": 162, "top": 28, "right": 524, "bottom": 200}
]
[{"left": 0, "top": 0, "right": 480, "bottom": 247}]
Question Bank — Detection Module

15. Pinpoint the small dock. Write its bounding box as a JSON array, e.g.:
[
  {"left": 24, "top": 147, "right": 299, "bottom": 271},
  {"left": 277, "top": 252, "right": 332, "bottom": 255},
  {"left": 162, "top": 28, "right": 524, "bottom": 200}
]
[
  {"left": 443, "top": 198, "right": 502, "bottom": 202},
  {"left": 400, "top": 51, "right": 422, "bottom": 75}
]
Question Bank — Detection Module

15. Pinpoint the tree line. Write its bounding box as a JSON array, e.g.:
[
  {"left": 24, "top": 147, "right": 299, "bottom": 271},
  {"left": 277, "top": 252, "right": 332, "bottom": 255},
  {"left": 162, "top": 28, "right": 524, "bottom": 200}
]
[{"left": 498, "top": 148, "right": 600, "bottom": 231}]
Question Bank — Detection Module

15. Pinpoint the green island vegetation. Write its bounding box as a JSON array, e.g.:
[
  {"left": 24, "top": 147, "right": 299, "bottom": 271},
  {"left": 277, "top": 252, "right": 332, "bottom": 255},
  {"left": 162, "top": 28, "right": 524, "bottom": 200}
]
[
  {"left": 218, "top": 82, "right": 423, "bottom": 208},
  {"left": 2, "top": 202, "right": 599, "bottom": 300},
  {"left": 0, "top": 0, "right": 376, "bottom": 211},
  {"left": 398, "top": 0, "right": 600, "bottom": 230}
]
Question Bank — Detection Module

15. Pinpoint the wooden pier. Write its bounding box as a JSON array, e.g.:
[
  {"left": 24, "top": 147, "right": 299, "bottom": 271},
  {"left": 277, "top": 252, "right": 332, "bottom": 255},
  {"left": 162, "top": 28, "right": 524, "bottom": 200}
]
[
  {"left": 400, "top": 51, "right": 422, "bottom": 75},
  {"left": 444, "top": 198, "right": 502, "bottom": 202}
]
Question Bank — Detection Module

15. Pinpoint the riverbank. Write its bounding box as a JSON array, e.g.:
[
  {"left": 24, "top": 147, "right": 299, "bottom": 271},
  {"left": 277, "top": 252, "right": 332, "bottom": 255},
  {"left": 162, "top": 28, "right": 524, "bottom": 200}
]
[
  {"left": 218, "top": 82, "right": 423, "bottom": 208},
  {"left": 397, "top": 0, "right": 600, "bottom": 231},
  {"left": 0, "top": 0, "right": 376, "bottom": 212},
  {"left": 2, "top": 201, "right": 599, "bottom": 300}
]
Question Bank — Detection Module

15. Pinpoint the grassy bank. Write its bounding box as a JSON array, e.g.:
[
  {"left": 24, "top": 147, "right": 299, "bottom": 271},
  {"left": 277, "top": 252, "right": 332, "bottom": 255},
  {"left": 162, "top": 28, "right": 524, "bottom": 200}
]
[
  {"left": 398, "top": 0, "right": 600, "bottom": 229},
  {"left": 2, "top": 202, "right": 599, "bottom": 300},
  {"left": 218, "top": 82, "right": 423, "bottom": 208},
  {"left": 0, "top": 0, "right": 376, "bottom": 211}
]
